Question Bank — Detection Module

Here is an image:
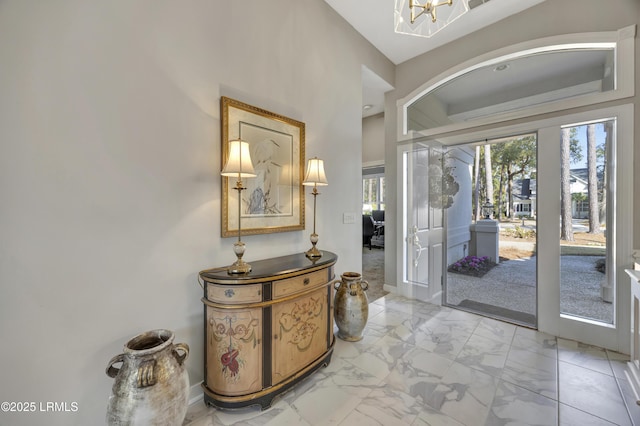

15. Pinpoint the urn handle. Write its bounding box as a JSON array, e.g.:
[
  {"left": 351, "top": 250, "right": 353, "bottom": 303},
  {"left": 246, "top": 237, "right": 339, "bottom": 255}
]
[
  {"left": 106, "top": 354, "right": 125, "bottom": 379},
  {"left": 333, "top": 279, "right": 342, "bottom": 290},
  {"left": 172, "top": 343, "right": 190, "bottom": 366},
  {"left": 348, "top": 280, "right": 369, "bottom": 295}
]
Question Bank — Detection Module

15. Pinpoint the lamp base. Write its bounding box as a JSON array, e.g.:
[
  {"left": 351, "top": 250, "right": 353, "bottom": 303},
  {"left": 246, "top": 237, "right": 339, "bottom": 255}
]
[
  {"left": 228, "top": 241, "right": 251, "bottom": 275},
  {"left": 305, "top": 247, "right": 322, "bottom": 259},
  {"left": 305, "top": 233, "right": 322, "bottom": 259},
  {"left": 227, "top": 259, "right": 252, "bottom": 275}
]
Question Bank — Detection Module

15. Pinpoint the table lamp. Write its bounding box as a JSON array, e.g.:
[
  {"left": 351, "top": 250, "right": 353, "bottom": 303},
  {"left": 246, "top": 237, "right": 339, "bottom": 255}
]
[
  {"left": 221, "top": 139, "right": 256, "bottom": 274},
  {"left": 302, "top": 157, "right": 328, "bottom": 258}
]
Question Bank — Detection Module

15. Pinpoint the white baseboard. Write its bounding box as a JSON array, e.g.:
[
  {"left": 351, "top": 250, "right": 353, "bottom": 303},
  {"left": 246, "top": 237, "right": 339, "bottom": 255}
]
[
  {"left": 383, "top": 284, "right": 397, "bottom": 293},
  {"left": 188, "top": 382, "right": 203, "bottom": 406}
]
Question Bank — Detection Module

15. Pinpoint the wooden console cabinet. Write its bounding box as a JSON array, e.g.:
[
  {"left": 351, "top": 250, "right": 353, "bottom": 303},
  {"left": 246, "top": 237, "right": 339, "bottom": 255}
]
[{"left": 199, "top": 251, "right": 337, "bottom": 410}]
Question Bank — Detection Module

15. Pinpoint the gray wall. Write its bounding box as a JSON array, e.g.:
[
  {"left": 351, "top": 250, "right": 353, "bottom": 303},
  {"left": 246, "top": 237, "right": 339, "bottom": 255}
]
[
  {"left": 383, "top": 0, "right": 640, "bottom": 291},
  {"left": 362, "top": 113, "right": 385, "bottom": 166},
  {"left": 0, "top": 1, "right": 393, "bottom": 424}
]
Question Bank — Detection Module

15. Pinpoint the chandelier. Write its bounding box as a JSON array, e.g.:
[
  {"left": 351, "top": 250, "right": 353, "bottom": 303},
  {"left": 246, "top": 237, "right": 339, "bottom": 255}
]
[{"left": 394, "top": 0, "right": 469, "bottom": 38}]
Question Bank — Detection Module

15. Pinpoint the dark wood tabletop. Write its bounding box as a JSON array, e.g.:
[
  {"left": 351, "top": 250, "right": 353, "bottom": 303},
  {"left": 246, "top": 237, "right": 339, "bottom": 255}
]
[{"left": 200, "top": 251, "right": 338, "bottom": 284}]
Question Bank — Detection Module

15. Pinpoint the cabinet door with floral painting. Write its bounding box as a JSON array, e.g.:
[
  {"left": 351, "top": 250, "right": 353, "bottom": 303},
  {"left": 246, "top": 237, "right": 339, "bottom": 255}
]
[
  {"left": 206, "top": 307, "right": 262, "bottom": 396},
  {"left": 271, "top": 287, "right": 329, "bottom": 385}
]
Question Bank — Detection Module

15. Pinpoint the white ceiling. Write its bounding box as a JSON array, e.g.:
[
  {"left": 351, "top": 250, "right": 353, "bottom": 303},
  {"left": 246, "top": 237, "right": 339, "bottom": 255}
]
[
  {"left": 323, "top": 0, "right": 547, "bottom": 117},
  {"left": 324, "top": 0, "right": 546, "bottom": 65}
]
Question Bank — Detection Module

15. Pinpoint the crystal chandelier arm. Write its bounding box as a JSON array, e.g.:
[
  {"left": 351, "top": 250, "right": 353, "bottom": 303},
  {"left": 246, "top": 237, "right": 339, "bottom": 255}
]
[{"left": 409, "top": 0, "right": 454, "bottom": 24}]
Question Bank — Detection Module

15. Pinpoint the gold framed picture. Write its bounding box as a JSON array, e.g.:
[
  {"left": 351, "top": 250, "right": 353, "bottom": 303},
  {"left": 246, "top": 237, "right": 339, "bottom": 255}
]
[{"left": 221, "top": 96, "right": 305, "bottom": 237}]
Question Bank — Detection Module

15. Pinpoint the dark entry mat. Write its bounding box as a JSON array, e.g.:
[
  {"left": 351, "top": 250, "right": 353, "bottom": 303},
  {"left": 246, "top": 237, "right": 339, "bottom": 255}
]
[{"left": 457, "top": 299, "right": 536, "bottom": 326}]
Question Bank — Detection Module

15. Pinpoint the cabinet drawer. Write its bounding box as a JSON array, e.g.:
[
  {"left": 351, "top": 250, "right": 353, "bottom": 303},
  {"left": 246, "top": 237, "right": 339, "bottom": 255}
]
[
  {"left": 273, "top": 269, "right": 328, "bottom": 299},
  {"left": 207, "top": 284, "right": 262, "bottom": 304}
]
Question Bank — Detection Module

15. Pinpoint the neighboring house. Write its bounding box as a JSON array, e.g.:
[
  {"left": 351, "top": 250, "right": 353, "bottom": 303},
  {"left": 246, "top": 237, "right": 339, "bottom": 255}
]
[
  {"left": 512, "top": 168, "right": 602, "bottom": 219},
  {"left": 569, "top": 169, "right": 589, "bottom": 219},
  {"left": 512, "top": 178, "right": 537, "bottom": 218},
  {"left": 569, "top": 168, "right": 604, "bottom": 219}
]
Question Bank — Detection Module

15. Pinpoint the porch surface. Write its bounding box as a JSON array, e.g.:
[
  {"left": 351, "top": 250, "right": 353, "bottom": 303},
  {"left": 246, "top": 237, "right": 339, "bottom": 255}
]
[{"left": 446, "top": 253, "right": 612, "bottom": 325}]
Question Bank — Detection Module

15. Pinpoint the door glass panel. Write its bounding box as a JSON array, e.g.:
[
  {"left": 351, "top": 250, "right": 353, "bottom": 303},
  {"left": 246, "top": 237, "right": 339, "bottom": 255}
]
[
  {"left": 404, "top": 146, "right": 430, "bottom": 286},
  {"left": 444, "top": 134, "right": 537, "bottom": 327},
  {"left": 559, "top": 119, "right": 615, "bottom": 324}
]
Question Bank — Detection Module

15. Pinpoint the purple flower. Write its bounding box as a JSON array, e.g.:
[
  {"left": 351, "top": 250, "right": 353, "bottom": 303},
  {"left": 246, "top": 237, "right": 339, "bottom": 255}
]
[{"left": 449, "top": 254, "right": 493, "bottom": 276}]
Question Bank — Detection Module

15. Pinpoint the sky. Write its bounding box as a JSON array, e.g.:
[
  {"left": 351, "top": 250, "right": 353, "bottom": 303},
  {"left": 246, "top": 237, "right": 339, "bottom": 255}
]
[{"left": 566, "top": 120, "right": 611, "bottom": 169}]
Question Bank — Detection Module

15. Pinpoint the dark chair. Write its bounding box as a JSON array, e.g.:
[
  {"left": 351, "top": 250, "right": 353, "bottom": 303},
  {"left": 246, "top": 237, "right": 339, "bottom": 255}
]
[
  {"left": 363, "top": 215, "right": 375, "bottom": 249},
  {"left": 371, "top": 210, "right": 385, "bottom": 224},
  {"left": 371, "top": 209, "right": 384, "bottom": 244}
]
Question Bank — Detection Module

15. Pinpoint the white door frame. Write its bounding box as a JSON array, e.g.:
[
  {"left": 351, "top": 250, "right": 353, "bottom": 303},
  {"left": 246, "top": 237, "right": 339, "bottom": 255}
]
[{"left": 399, "top": 104, "right": 633, "bottom": 352}]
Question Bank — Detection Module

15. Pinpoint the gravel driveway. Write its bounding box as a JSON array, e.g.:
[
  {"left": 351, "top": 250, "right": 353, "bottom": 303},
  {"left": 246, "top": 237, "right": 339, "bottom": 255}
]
[{"left": 446, "top": 255, "right": 612, "bottom": 324}]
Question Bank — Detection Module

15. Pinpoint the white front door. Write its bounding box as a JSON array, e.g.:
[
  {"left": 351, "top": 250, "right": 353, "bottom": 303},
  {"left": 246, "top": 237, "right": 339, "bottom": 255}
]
[{"left": 397, "top": 140, "right": 445, "bottom": 304}]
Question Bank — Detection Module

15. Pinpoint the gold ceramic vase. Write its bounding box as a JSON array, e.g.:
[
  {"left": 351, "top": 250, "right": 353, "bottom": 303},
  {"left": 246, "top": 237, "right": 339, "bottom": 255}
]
[{"left": 333, "top": 272, "right": 369, "bottom": 342}]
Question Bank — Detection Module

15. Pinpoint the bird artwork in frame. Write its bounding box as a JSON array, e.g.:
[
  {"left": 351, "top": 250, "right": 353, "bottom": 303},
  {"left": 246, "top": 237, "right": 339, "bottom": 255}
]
[{"left": 221, "top": 96, "right": 305, "bottom": 237}]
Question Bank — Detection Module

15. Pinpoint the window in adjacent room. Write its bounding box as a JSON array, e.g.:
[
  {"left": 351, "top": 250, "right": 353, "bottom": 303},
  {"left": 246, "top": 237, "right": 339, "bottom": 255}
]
[{"left": 363, "top": 167, "right": 385, "bottom": 214}]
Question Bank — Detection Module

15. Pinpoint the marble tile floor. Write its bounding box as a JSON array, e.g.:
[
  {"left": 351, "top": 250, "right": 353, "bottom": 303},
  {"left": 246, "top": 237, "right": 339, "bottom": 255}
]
[{"left": 184, "top": 293, "right": 640, "bottom": 426}]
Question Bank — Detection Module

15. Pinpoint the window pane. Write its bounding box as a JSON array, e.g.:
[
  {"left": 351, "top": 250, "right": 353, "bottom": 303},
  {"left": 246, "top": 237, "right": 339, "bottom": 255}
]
[
  {"left": 559, "top": 119, "right": 614, "bottom": 324},
  {"left": 363, "top": 175, "right": 385, "bottom": 213}
]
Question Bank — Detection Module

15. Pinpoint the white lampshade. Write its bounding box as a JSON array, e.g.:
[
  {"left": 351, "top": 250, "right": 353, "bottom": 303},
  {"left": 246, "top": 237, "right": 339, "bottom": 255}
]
[
  {"left": 303, "top": 157, "right": 328, "bottom": 186},
  {"left": 221, "top": 139, "right": 256, "bottom": 178}
]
